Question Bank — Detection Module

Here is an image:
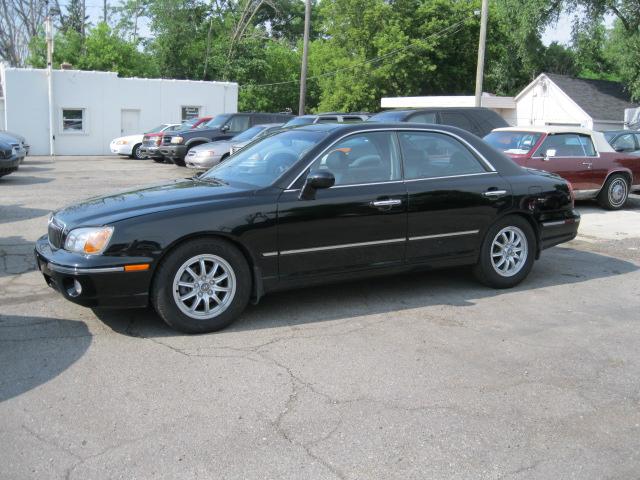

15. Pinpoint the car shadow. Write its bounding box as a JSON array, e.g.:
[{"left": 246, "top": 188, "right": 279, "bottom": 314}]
[
  {"left": 0, "top": 175, "right": 53, "bottom": 185},
  {"left": 0, "top": 204, "right": 50, "bottom": 224},
  {"left": 0, "top": 315, "right": 92, "bottom": 402},
  {"left": 95, "top": 246, "right": 638, "bottom": 338},
  {"left": 15, "top": 165, "right": 54, "bottom": 173}
]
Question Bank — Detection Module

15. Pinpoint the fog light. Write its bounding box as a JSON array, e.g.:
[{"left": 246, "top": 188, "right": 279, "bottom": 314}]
[{"left": 67, "top": 279, "right": 82, "bottom": 297}]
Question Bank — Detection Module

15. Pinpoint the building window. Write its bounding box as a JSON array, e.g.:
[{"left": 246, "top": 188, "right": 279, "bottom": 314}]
[
  {"left": 62, "top": 108, "right": 85, "bottom": 132},
  {"left": 181, "top": 106, "right": 201, "bottom": 121}
]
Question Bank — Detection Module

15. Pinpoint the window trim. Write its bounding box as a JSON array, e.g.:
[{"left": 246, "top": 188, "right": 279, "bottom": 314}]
[
  {"left": 286, "top": 127, "right": 496, "bottom": 190},
  {"left": 60, "top": 107, "right": 87, "bottom": 135}
]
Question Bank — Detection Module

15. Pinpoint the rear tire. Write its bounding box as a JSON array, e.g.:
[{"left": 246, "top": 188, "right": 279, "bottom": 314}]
[
  {"left": 151, "top": 238, "right": 251, "bottom": 333},
  {"left": 597, "top": 174, "right": 629, "bottom": 210},
  {"left": 473, "top": 215, "right": 536, "bottom": 289},
  {"left": 152, "top": 157, "right": 165, "bottom": 163}
]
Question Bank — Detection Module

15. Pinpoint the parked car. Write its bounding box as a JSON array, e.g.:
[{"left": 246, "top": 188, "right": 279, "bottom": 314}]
[
  {"left": 367, "top": 107, "right": 508, "bottom": 137},
  {"left": 484, "top": 126, "right": 640, "bottom": 209},
  {"left": 185, "top": 123, "right": 284, "bottom": 169},
  {"left": 0, "top": 130, "right": 30, "bottom": 157},
  {"left": 142, "top": 119, "right": 213, "bottom": 162},
  {"left": 110, "top": 124, "right": 182, "bottom": 160},
  {"left": 0, "top": 139, "right": 22, "bottom": 178},
  {"left": 603, "top": 130, "right": 640, "bottom": 156},
  {"left": 282, "top": 113, "right": 369, "bottom": 128},
  {"left": 159, "top": 112, "right": 293, "bottom": 166},
  {"left": 36, "top": 123, "right": 579, "bottom": 333}
]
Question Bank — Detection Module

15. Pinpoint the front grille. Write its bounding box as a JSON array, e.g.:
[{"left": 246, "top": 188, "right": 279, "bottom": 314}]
[
  {"left": 162, "top": 135, "right": 172, "bottom": 145},
  {"left": 48, "top": 217, "right": 66, "bottom": 249}
]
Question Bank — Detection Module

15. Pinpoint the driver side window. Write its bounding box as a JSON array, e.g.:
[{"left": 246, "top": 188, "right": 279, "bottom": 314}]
[
  {"left": 226, "top": 116, "right": 250, "bottom": 134},
  {"left": 309, "top": 132, "right": 402, "bottom": 186}
]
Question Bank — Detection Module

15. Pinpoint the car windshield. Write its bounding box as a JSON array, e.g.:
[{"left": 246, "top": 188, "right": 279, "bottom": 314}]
[
  {"left": 147, "top": 124, "right": 169, "bottom": 133},
  {"left": 283, "top": 116, "right": 316, "bottom": 127},
  {"left": 200, "top": 130, "right": 326, "bottom": 187},
  {"left": 484, "top": 131, "right": 542, "bottom": 154},
  {"left": 231, "top": 126, "right": 266, "bottom": 142},
  {"left": 204, "top": 115, "right": 230, "bottom": 128},
  {"left": 367, "top": 111, "right": 407, "bottom": 122}
]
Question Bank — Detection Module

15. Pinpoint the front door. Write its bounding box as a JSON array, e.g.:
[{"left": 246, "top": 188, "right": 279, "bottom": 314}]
[
  {"left": 527, "top": 133, "right": 604, "bottom": 191},
  {"left": 121, "top": 109, "right": 140, "bottom": 136},
  {"left": 398, "top": 130, "right": 511, "bottom": 263},
  {"left": 276, "top": 131, "right": 407, "bottom": 280}
]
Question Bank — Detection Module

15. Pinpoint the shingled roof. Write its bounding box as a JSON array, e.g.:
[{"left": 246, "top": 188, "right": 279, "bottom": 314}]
[{"left": 546, "top": 73, "right": 636, "bottom": 122}]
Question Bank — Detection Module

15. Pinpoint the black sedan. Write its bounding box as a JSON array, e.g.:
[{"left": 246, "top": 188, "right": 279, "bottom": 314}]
[{"left": 35, "top": 123, "right": 580, "bottom": 333}]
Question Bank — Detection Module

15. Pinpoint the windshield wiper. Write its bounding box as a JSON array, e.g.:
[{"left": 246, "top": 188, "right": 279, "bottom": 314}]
[{"left": 194, "top": 175, "right": 228, "bottom": 185}]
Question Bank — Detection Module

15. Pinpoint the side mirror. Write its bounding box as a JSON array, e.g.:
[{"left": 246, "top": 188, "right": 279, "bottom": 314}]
[
  {"left": 299, "top": 171, "right": 335, "bottom": 200},
  {"left": 543, "top": 148, "right": 556, "bottom": 161},
  {"left": 221, "top": 124, "right": 230, "bottom": 132}
]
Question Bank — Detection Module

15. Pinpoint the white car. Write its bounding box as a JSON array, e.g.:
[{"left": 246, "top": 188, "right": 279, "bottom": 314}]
[{"left": 110, "top": 124, "right": 182, "bottom": 160}]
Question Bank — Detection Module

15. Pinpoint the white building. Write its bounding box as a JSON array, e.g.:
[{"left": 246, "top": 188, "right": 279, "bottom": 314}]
[
  {"left": 0, "top": 64, "right": 238, "bottom": 155},
  {"left": 381, "top": 73, "right": 638, "bottom": 131}
]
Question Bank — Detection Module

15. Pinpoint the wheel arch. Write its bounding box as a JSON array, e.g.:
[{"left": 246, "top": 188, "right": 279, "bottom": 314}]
[
  {"left": 185, "top": 138, "right": 213, "bottom": 148},
  {"left": 150, "top": 232, "right": 263, "bottom": 303},
  {"left": 598, "top": 168, "right": 633, "bottom": 195}
]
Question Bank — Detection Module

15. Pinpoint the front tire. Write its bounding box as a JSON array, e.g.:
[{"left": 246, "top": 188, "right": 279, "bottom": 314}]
[
  {"left": 473, "top": 216, "right": 536, "bottom": 289},
  {"left": 151, "top": 238, "right": 251, "bottom": 333},
  {"left": 130, "top": 143, "right": 145, "bottom": 160},
  {"left": 598, "top": 174, "right": 629, "bottom": 210}
]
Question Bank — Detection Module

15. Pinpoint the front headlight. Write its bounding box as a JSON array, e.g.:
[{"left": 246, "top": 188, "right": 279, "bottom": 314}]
[
  {"left": 115, "top": 140, "right": 128, "bottom": 145},
  {"left": 198, "top": 150, "right": 217, "bottom": 157},
  {"left": 64, "top": 226, "right": 114, "bottom": 255},
  {"left": 170, "top": 136, "right": 184, "bottom": 144}
]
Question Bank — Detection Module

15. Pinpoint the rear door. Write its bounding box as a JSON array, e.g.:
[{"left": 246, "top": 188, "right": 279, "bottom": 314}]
[
  {"left": 399, "top": 130, "right": 511, "bottom": 263},
  {"left": 437, "top": 111, "right": 483, "bottom": 136}
]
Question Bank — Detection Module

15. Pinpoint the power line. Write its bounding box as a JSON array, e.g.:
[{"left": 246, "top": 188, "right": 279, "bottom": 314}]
[{"left": 240, "top": 18, "right": 470, "bottom": 90}]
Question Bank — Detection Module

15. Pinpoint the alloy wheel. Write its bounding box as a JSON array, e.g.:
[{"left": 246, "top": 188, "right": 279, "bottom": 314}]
[
  {"left": 172, "top": 254, "right": 236, "bottom": 320},
  {"left": 490, "top": 226, "right": 528, "bottom": 277}
]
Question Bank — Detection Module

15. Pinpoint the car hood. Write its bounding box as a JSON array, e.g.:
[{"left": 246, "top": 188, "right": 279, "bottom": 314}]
[
  {"left": 53, "top": 178, "right": 250, "bottom": 227},
  {"left": 190, "top": 140, "right": 234, "bottom": 153}
]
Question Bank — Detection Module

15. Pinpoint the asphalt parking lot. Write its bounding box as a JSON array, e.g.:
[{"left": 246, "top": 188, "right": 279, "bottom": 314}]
[{"left": 1, "top": 156, "right": 640, "bottom": 479}]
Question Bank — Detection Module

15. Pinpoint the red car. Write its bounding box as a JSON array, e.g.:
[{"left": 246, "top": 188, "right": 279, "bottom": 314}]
[
  {"left": 485, "top": 126, "right": 640, "bottom": 209},
  {"left": 142, "top": 117, "right": 213, "bottom": 162}
]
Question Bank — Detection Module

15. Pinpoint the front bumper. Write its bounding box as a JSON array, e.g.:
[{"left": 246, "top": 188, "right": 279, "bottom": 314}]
[
  {"left": 158, "top": 144, "right": 187, "bottom": 161},
  {"left": 185, "top": 153, "right": 223, "bottom": 169},
  {"left": 34, "top": 235, "right": 152, "bottom": 308},
  {"left": 140, "top": 146, "right": 164, "bottom": 158},
  {"left": 0, "top": 155, "right": 20, "bottom": 175},
  {"left": 110, "top": 143, "right": 133, "bottom": 155}
]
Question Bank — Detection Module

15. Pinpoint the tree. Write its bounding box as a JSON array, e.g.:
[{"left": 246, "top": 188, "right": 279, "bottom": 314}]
[{"left": 0, "top": 0, "right": 48, "bottom": 65}]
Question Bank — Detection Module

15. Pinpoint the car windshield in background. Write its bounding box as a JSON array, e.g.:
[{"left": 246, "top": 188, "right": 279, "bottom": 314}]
[
  {"left": 147, "top": 124, "right": 168, "bottom": 133},
  {"left": 604, "top": 132, "right": 616, "bottom": 141},
  {"left": 200, "top": 130, "right": 326, "bottom": 187},
  {"left": 484, "top": 131, "right": 542, "bottom": 155},
  {"left": 204, "top": 115, "right": 230, "bottom": 128},
  {"left": 367, "top": 111, "right": 407, "bottom": 122},
  {"left": 284, "top": 117, "right": 316, "bottom": 127},
  {"left": 231, "top": 126, "right": 266, "bottom": 142}
]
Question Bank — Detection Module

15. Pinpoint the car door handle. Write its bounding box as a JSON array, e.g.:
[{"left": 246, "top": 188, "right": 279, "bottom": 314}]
[
  {"left": 370, "top": 199, "right": 402, "bottom": 207},
  {"left": 483, "top": 190, "right": 508, "bottom": 198},
  {"left": 582, "top": 162, "right": 592, "bottom": 168}
]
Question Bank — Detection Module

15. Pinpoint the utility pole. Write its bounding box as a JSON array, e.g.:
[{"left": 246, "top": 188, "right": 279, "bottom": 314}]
[
  {"left": 298, "top": 0, "right": 311, "bottom": 115},
  {"left": 474, "top": 0, "right": 489, "bottom": 107},
  {"left": 45, "top": 14, "right": 55, "bottom": 156},
  {"left": 103, "top": 0, "right": 108, "bottom": 23}
]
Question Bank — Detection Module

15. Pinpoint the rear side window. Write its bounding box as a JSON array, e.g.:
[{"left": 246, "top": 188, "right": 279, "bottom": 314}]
[
  {"left": 439, "top": 112, "right": 480, "bottom": 135},
  {"left": 408, "top": 112, "right": 437, "bottom": 123},
  {"left": 398, "top": 131, "right": 486, "bottom": 179},
  {"left": 317, "top": 116, "right": 339, "bottom": 123},
  {"left": 227, "top": 115, "right": 250, "bottom": 133},
  {"left": 535, "top": 133, "right": 596, "bottom": 157}
]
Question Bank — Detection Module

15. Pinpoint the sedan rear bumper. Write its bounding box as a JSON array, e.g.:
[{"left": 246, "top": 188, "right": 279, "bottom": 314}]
[
  {"left": 34, "top": 235, "right": 151, "bottom": 309},
  {"left": 540, "top": 210, "right": 580, "bottom": 250}
]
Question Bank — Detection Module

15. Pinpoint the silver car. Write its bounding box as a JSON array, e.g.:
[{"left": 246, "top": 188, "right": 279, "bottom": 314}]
[{"left": 185, "top": 123, "right": 284, "bottom": 169}]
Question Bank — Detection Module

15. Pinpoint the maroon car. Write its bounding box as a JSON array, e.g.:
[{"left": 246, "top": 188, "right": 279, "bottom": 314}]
[{"left": 485, "top": 126, "right": 640, "bottom": 209}]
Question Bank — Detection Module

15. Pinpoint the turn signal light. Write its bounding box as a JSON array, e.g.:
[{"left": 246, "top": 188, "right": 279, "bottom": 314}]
[{"left": 124, "top": 264, "right": 150, "bottom": 272}]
